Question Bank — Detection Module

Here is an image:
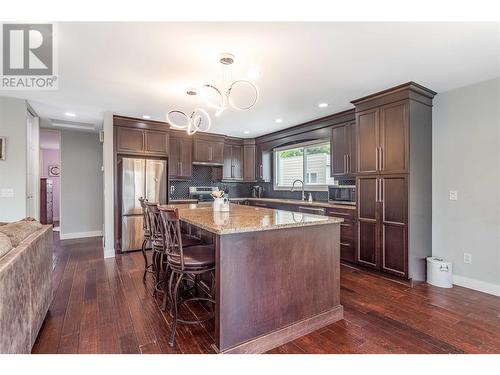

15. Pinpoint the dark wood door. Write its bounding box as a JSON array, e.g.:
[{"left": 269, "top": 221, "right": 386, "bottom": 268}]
[
  {"left": 178, "top": 137, "right": 193, "bottom": 179},
  {"left": 144, "top": 130, "right": 169, "bottom": 155},
  {"left": 356, "top": 108, "right": 379, "bottom": 174},
  {"left": 380, "top": 101, "right": 408, "bottom": 174},
  {"left": 223, "top": 145, "right": 233, "bottom": 179},
  {"left": 380, "top": 175, "right": 408, "bottom": 277},
  {"left": 116, "top": 127, "right": 144, "bottom": 153},
  {"left": 243, "top": 145, "right": 256, "bottom": 181},
  {"left": 347, "top": 121, "right": 357, "bottom": 174},
  {"left": 331, "top": 124, "right": 347, "bottom": 176},
  {"left": 211, "top": 142, "right": 224, "bottom": 164},
  {"left": 255, "top": 145, "right": 272, "bottom": 182},
  {"left": 357, "top": 176, "right": 379, "bottom": 269},
  {"left": 193, "top": 139, "right": 210, "bottom": 162},
  {"left": 232, "top": 145, "right": 243, "bottom": 180},
  {"left": 168, "top": 137, "right": 180, "bottom": 178},
  {"left": 170, "top": 136, "right": 192, "bottom": 179}
]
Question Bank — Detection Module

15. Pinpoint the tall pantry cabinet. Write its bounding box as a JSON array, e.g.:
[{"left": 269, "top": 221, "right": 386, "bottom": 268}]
[{"left": 351, "top": 82, "right": 436, "bottom": 281}]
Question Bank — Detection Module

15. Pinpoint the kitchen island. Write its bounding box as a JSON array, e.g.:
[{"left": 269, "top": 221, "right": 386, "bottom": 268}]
[{"left": 161, "top": 203, "right": 344, "bottom": 354}]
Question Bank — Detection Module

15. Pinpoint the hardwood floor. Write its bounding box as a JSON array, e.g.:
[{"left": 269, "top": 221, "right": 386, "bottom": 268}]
[{"left": 32, "top": 233, "right": 500, "bottom": 354}]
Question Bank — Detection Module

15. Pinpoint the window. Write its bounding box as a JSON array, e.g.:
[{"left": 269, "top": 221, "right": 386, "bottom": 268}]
[{"left": 273, "top": 140, "right": 335, "bottom": 191}]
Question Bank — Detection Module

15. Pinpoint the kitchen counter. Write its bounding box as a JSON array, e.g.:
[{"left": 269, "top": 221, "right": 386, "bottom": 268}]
[
  {"left": 161, "top": 203, "right": 343, "bottom": 235},
  {"left": 229, "top": 197, "right": 356, "bottom": 210},
  {"left": 160, "top": 202, "right": 343, "bottom": 353}
]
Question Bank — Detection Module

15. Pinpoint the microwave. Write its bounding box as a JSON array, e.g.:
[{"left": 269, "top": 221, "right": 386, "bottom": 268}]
[{"left": 328, "top": 185, "right": 356, "bottom": 204}]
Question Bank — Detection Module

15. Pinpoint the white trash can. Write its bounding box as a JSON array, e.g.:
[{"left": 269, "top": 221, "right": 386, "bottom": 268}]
[{"left": 426, "top": 257, "right": 453, "bottom": 288}]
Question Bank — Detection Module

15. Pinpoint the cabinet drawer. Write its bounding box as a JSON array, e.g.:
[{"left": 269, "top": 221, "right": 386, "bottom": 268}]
[
  {"left": 326, "top": 208, "right": 356, "bottom": 221},
  {"left": 340, "top": 221, "right": 354, "bottom": 243},
  {"left": 340, "top": 242, "right": 355, "bottom": 263}
]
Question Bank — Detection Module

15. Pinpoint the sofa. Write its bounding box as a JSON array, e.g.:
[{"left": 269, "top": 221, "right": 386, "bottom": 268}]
[{"left": 0, "top": 219, "right": 53, "bottom": 353}]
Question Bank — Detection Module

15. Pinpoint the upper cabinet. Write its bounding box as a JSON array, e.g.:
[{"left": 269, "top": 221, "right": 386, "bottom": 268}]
[
  {"left": 169, "top": 135, "right": 193, "bottom": 180},
  {"left": 243, "top": 144, "right": 256, "bottom": 181},
  {"left": 116, "top": 126, "right": 169, "bottom": 156},
  {"left": 355, "top": 101, "right": 408, "bottom": 175},
  {"left": 255, "top": 144, "right": 272, "bottom": 182},
  {"left": 193, "top": 137, "right": 224, "bottom": 165},
  {"left": 331, "top": 121, "right": 356, "bottom": 176},
  {"left": 223, "top": 141, "right": 244, "bottom": 181}
]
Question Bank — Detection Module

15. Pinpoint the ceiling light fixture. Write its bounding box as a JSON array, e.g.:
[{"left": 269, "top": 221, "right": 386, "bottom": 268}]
[
  {"left": 275, "top": 118, "right": 283, "bottom": 123},
  {"left": 142, "top": 115, "right": 151, "bottom": 119},
  {"left": 243, "top": 130, "right": 250, "bottom": 135},
  {"left": 65, "top": 112, "right": 76, "bottom": 117},
  {"left": 318, "top": 102, "right": 328, "bottom": 108},
  {"left": 247, "top": 69, "right": 260, "bottom": 79},
  {"left": 166, "top": 53, "right": 259, "bottom": 135}
]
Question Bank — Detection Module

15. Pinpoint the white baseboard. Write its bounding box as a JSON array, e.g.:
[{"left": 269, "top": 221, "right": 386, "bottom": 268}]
[
  {"left": 453, "top": 275, "right": 500, "bottom": 297},
  {"left": 104, "top": 246, "right": 115, "bottom": 258},
  {"left": 59, "top": 230, "right": 103, "bottom": 240}
]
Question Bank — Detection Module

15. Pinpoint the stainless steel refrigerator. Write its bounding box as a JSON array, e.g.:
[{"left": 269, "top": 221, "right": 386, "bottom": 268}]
[{"left": 121, "top": 157, "right": 167, "bottom": 252}]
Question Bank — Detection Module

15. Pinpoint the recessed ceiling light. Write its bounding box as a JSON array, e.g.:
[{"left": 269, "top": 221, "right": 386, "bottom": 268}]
[
  {"left": 243, "top": 130, "right": 250, "bottom": 135},
  {"left": 318, "top": 102, "right": 328, "bottom": 108},
  {"left": 142, "top": 115, "right": 151, "bottom": 119},
  {"left": 65, "top": 112, "right": 76, "bottom": 117},
  {"left": 247, "top": 69, "right": 260, "bottom": 79},
  {"left": 275, "top": 118, "right": 283, "bottom": 123}
]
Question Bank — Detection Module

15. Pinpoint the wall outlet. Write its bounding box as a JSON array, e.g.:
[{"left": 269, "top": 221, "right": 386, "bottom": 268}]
[
  {"left": 464, "top": 253, "right": 472, "bottom": 264},
  {"left": 449, "top": 190, "right": 458, "bottom": 201},
  {"left": 170, "top": 185, "right": 175, "bottom": 193}
]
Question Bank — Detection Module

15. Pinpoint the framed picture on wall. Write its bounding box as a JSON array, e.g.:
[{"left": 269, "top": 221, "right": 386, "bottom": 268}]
[
  {"left": 0, "top": 137, "right": 6, "bottom": 160},
  {"left": 48, "top": 165, "right": 61, "bottom": 177}
]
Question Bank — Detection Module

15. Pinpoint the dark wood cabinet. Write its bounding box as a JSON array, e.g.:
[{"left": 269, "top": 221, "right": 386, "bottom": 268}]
[
  {"left": 145, "top": 130, "right": 169, "bottom": 155},
  {"left": 193, "top": 138, "right": 224, "bottom": 165},
  {"left": 223, "top": 142, "right": 244, "bottom": 181},
  {"left": 356, "top": 108, "right": 379, "bottom": 174},
  {"left": 243, "top": 145, "right": 256, "bottom": 181},
  {"left": 255, "top": 144, "right": 272, "bottom": 182},
  {"left": 40, "top": 178, "right": 53, "bottom": 225},
  {"left": 116, "top": 126, "right": 169, "bottom": 156},
  {"left": 356, "top": 169, "right": 408, "bottom": 275},
  {"left": 331, "top": 121, "right": 356, "bottom": 176},
  {"left": 169, "top": 136, "right": 192, "bottom": 180},
  {"left": 116, "top": 127, "right": 144, "bottom": 153},
  {"left": 326, "top": 207, "right": 357, "bottom": 263},
  {"left": 379, "top": 101, "right": 408, "bottom": 174},
  {"left": 356, "top": 101, "right": 408, "bottom": 175}
]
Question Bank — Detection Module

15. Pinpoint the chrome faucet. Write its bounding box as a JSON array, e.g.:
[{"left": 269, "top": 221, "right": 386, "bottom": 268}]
[{"left": 291, "top": 179, "right": 306, "bottom": 201}]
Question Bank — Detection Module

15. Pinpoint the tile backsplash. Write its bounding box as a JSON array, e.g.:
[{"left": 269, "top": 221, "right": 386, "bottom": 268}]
[
  {"left": 169, "top": 165, "right": 331, "bottom": 202},
  {"left": 169, "top": 165, "right": 254, "bottom": 199}
]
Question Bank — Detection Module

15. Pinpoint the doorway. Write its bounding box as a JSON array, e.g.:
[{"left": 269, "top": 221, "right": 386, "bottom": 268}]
[{"left": 39, "top": 129, "right": 61, "bottom": 231}]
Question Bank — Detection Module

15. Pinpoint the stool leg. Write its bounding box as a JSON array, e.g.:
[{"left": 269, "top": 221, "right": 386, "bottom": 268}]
[
  {"left": 162, "top": 265, "right": 171, "bottom": 311},
  {"left": 169, "top": 272, "right": 183, "bottom": 347},
  {"left": 141, "top": 238, "right": 148, "bottom": 282}
]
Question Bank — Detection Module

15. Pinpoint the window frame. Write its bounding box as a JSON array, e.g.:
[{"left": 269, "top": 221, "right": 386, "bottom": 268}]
[{"left": 273, "top": 139, "right": 332, "bottom": 192}]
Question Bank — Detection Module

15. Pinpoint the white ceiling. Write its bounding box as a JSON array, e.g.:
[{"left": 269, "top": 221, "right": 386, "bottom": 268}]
[{"left": 2, "top": 22, "right": 499, "bottom": 137}]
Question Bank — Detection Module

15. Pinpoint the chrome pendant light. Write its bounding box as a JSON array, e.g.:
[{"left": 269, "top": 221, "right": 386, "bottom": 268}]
[{"left": 166, "top": 53, "right": 258, "bottom": 135}]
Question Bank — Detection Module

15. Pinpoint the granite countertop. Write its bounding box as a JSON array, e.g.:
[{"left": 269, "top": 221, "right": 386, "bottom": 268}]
[
  {"left": 229, "top": 197, "right": 356, "bottom": 210},
  {"left": 160, "top": 203, "right": 343, "bottom": 235}
]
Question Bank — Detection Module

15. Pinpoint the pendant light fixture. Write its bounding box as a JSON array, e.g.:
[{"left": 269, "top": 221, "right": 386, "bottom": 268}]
[{"left": 166, "top": 53, "right": 259, "bottom": 135}]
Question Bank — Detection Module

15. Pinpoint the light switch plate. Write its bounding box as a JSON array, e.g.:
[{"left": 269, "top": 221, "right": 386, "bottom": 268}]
[
  {"left": 449, "top": 190, "right": 458, "bottom": 201},
  {"left": 0, "top": 188, "right": 14, "bottom": 198},
  {"left": 464, "top": 253, "right": 472, "bottom": 264}
]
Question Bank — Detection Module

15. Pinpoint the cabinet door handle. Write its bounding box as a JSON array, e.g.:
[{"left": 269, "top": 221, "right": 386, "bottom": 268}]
[
  {"left": 231, "top": 165, "right": 234, "bottom": 178},
  {"left": 375, "top": 178, "right": 379, "bottom": 203},
  {"left": 380, "top": 147, "right": 384, "bottom": 171},
  {"left": 260, "top": 165, "right": 263, "bottom": 179},
  {"left": 380, "top": 178, "right": 384, "bottom": 203},
  {"left": 375, "top": 147, "right": 379, "bottom": 171},
  {"left": 347, "top": 154, "right": 350, "bottom": 173},
  {"left": 179, "top": 161, "right": 182, "bottom": 175}
]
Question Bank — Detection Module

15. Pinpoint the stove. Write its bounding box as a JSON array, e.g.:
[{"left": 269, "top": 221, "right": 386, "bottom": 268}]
[{"left": 189, "top": 186, "right": 220, "bottom": 202}]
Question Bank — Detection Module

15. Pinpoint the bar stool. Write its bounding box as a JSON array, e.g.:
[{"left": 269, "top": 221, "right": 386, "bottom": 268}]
[
  {"left": 138, "top": 197, "right": 154, "bottom": 281},
  {"left": 146, "top": 203, "right": 202, "bottom": 297},
  {"left": 159, "top": 207, "right": 215, "bottom": 347}
]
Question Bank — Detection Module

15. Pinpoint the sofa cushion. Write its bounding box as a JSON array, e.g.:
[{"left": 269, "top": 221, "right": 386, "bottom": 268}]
[
  {"left": 0, "top": 233, "right": 12, "bottom": 259},
  {"left": 0, "top": 220, "right": 42, "bottom": 247}
]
